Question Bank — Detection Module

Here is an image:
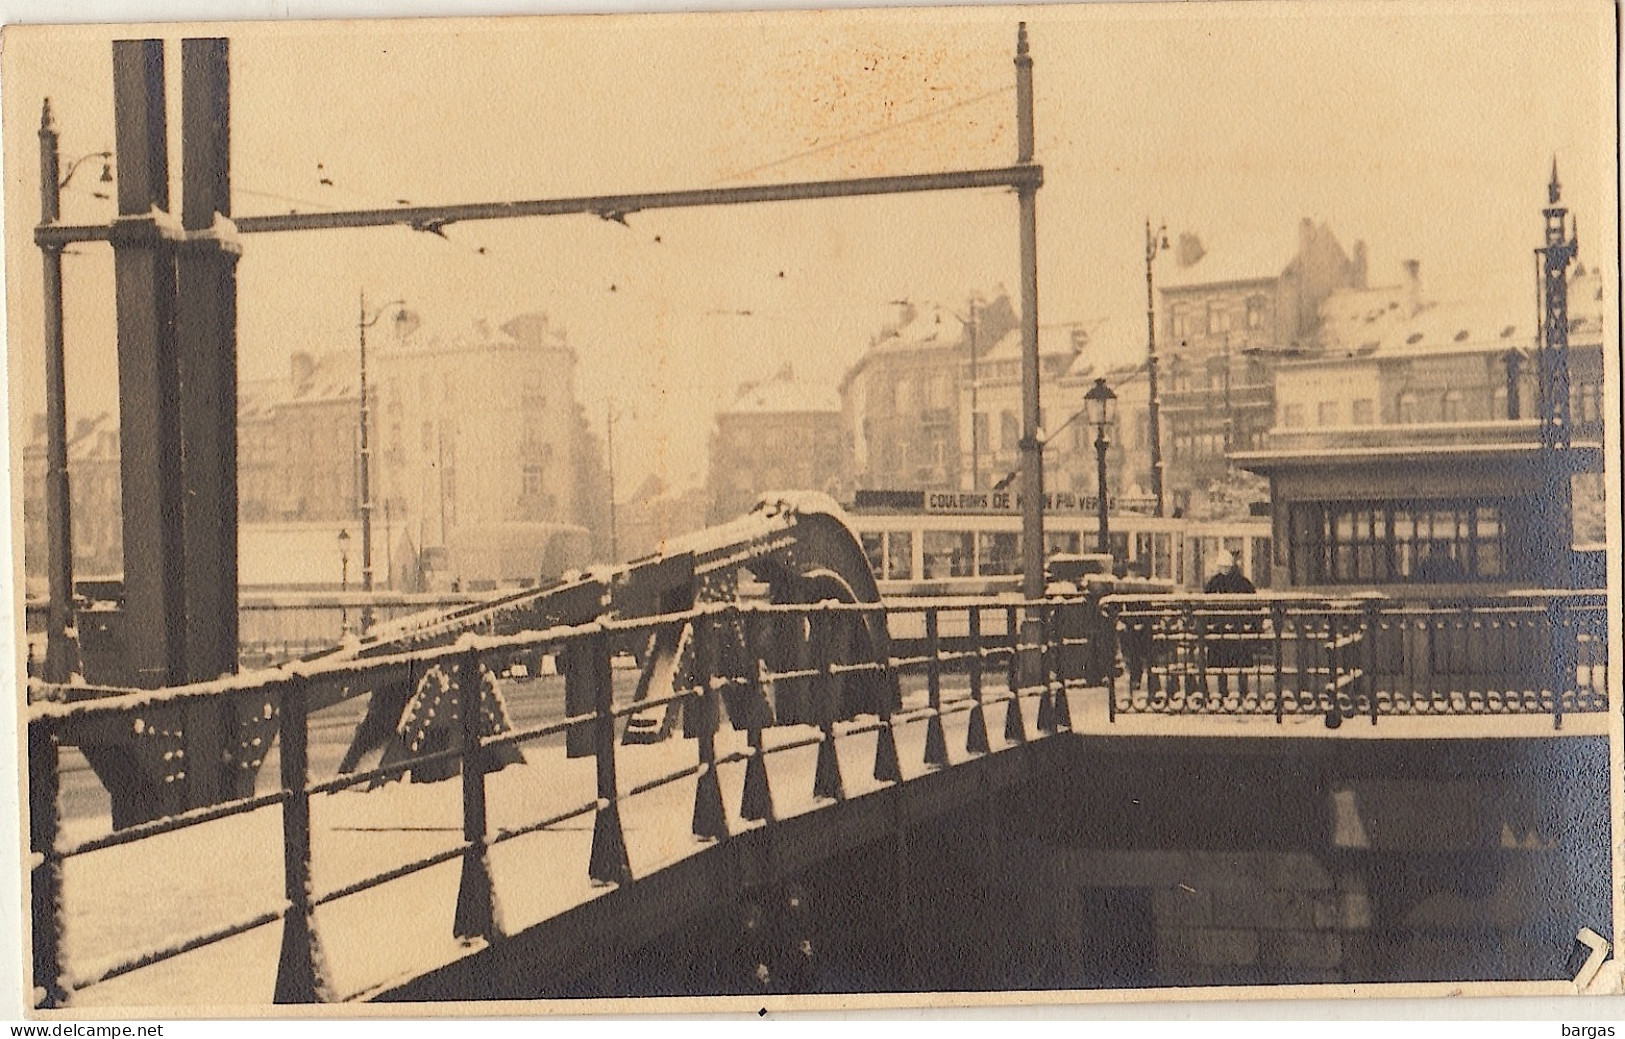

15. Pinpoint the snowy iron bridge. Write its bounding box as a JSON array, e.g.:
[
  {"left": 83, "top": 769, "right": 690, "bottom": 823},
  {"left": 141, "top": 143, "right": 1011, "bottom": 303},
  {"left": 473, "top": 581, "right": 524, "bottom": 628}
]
[{"left": 26, "top": 589, "right": 1611, "bottom": 1007}]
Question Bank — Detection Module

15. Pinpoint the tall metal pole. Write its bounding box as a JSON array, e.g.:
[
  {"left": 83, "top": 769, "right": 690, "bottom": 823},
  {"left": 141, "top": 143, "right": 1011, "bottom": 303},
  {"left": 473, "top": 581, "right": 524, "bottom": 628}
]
[
  {"left": 968, "top": 298, "right": 980, "bottom": 492},
  {"left": 358, "top": 291, "right": 375, "bottom": 632},
  {"left": 1144, "top": 219, "right": 1167, "bottom": 518},
  {"left": 38, "top": 100, "right": 74, "bottom": 683},
  {"left": 1094, "top": 428, "right": 1111, "bottom": 554},
  {"left": 1537, "top": 159, "right": 1577, "bottom": 587},
  {"left": 176, "top": 37, "right": 240, "bottom": 684},
  {"left": 111, "top": 39, "right": 185, "bottom": 688},
  {"left": 1015, "top": 22, "right": 1044, "bottom": 600},
  {"left": 606, "top": 403, "right": 618, "bottom": 561}
]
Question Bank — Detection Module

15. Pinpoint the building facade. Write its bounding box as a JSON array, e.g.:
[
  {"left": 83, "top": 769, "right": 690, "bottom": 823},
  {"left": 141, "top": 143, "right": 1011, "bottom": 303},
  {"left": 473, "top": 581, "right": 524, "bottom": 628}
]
[
  {"left": 371, "top": 311, "right": 600, "bottom": 588},
  {"left": 19, "top": 412, "right": 122, "bottom": 598},
  {"left": 840, "top": 294, "right": 1019, "bottom": 493},
  {"left": 1240, "top": 261, "right": 1608, "bottom": 590},
  {"left": 706, "top": 365, "right": 850, "bottom": 525},
  {"left": 1152, "top": 218, "right": 1370, "bottom": 517}
]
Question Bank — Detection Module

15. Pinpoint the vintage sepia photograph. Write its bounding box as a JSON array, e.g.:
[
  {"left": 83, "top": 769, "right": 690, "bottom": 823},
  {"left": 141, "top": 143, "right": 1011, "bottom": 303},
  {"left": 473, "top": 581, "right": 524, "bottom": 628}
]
[{"left": 3, "top": 0, "right": 1619, "bottom": 1016}]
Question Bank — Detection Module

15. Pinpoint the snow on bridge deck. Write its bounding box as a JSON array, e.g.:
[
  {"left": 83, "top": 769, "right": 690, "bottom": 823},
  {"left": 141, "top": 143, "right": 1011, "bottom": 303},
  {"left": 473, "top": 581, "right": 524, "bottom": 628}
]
[{"left": 54, "top": 680, "right": 1601, "bottom": 1010}]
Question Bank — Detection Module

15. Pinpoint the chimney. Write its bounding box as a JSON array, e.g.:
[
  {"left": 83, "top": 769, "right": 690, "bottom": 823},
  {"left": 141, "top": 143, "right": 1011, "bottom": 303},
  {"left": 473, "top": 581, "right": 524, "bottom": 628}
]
[
  {"left": 1352, "top": 241, "right": 1369, "bottom": 289},
  {"left": 1402, "top": 259, "right": 1422, "bottom": 315},
  {"left": 290, "top": 351, "right": 316, "bottom": 394},
  {"left": 1070, "top": 328, "right": 1089, "bottom": 354}
]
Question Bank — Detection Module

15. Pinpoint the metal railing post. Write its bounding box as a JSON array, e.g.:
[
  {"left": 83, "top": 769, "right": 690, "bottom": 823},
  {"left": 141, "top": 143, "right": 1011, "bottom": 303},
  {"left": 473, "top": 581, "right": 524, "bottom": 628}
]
[
  {"left": 453, "top": 649, "right": 496, "bottom": 940},
  {"left": 273, "top": 680, "right": 330, "bottom": 1003},
  {"left": 923, "top": 608, "right": 947, "bottom": 767},
  {"left": 966, "top": 607, "right": 990, "bottom": 754},
  {"left": 1548, "top": 597, "right": 1571, "bottom": 730},
  {"left": 740, "top": 612, "right": 775, "bottom": 823},
  {"left": 1271, "top": 602, "right": 1286, "bottom": 724},
  {"left": 1003, "top": 605, "right": 1026, "bottom": 742},
  {"left": 690, "top": 617, "right": 729, "bottom": 841},
  {"left": 587, "top": 630, "right": 632, "bottom": 885},
  {"left": 871, "top": 606, "right": 903, "bottom": 783},
  {"left": 1051, "top": 601, "right": 1072, "bottom": 731},
  {"left": 1363, "top": 600, "right": 1381, "bottom": 725},
  {"left": 1035, "top": 604, "right": 1054, "bottom": 733},
  {"left": 811, "top": 609, "right": 845, "bottom": 801},
  {"left": 28, "top": 717, "right": 66, "bottom": 1009}
]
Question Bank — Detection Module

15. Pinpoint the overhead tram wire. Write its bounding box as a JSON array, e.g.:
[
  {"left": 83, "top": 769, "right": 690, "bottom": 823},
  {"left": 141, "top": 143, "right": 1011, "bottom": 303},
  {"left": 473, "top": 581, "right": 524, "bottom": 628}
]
[
  {"left": 224, "top": 73, "right": 1021, "bottom": 323},
  {"left": 711, "top": 84, "right": 1015, "bottom": 185}
]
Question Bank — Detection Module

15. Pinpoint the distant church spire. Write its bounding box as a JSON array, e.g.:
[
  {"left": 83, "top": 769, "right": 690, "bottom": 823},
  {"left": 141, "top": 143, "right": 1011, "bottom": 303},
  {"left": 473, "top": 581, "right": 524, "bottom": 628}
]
[{"left": 1548, "top": 156, "right": 1561, "bottom": 205}]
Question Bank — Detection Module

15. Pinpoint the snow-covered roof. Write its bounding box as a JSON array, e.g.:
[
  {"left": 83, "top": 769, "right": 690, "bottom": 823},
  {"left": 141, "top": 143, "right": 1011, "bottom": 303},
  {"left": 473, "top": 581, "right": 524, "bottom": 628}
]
[
  {"left": 1318, "top": 283, "right": 1426, "bottom": 354},
  {"left": 723, "top": 370, "right": 841, "bottom": 414},
  {"left": 1158, "top": 232, "right": 1292, "bottom": 290},
  {"left": 978, "top": 322, "right": 1089, "bottom": 365},
  {"left": 872, "top": 303, "right": 966, "bottom": 353}
]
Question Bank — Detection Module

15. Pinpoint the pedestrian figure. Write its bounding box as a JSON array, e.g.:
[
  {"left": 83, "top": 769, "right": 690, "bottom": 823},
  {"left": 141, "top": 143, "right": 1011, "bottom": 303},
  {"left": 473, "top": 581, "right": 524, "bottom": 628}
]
[{"left": 1202, "top": 551, "right": 1258, "bottom": 701}]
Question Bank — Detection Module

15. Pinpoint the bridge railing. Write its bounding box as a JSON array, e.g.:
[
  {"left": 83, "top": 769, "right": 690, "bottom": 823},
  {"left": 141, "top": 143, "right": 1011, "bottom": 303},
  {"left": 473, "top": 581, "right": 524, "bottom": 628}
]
[
  {"left": 1103, "top": 591, "right": 1609, "bottom": 725},
  {"left": 25, "top": 597, "right": 1076, "bottom": 1008},
  {"left": 25, "top": 591, "right": 1609, "bottom": 1007}
]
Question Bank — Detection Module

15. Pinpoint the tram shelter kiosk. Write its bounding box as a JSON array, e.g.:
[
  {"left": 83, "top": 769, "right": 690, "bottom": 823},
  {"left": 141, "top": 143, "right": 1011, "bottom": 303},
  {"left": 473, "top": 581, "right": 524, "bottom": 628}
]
[{"left": 1231, "top": 420, "right": 1603, "bottom": 595}]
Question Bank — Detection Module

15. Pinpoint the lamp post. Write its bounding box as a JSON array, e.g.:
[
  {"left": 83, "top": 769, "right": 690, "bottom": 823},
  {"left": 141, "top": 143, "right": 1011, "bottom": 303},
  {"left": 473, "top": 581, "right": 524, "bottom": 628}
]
[
  {"left": 36, "top": 98, "right": 115, "bottom": 683},
  {"left": 1144, "top": 219, "right": 1170, "bottom": 518},
  {"left": 357, "top": 293, "right": 405, "bottom": 633},
  {"left": 337, "top": 527, "right": 351, "bottom": 635},
  {"left": 1084, "top": 377, "right": 1118, "bottom": 554}
]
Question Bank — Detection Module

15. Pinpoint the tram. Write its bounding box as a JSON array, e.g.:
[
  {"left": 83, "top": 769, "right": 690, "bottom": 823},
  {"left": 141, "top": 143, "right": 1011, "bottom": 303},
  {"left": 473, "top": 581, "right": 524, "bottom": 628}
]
[{"left": 846, "top": 488, "right": 1273, "bottom": 596}]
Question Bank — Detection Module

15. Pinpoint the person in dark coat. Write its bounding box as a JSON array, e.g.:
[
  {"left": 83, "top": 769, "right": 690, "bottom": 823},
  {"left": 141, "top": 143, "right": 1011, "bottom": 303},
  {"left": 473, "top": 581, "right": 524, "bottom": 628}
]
[{"left": 1202, "top": 551, "right": 1258, "bottom": 699}]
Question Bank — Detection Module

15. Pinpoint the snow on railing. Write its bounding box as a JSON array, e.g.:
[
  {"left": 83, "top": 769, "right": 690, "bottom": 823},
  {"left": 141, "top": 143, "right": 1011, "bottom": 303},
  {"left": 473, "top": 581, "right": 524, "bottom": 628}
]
[
  {"left": 26, "top": 591, "right": 1606, "bottom": 1007},
  {"left": 26, "top": 596, "right": 1080, "bottom": 1008}
]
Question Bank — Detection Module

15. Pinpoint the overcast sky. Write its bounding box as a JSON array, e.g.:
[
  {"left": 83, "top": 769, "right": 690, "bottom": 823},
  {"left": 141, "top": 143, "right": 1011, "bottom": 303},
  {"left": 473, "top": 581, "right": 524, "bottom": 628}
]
[{"left": 3, "top": 0, "right": 1616, "bottom": 492}]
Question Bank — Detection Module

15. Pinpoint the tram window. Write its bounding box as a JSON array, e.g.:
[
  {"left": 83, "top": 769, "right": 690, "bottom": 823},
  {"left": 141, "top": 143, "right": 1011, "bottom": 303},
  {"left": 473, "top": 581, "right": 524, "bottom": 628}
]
[
  {"left": 1109, "top": 533, "right": 1130, "bottom": 574},
  {"left": 1045, "top": 531, "right": 1081, "bottom": 557},
  {"left": 861, "top": 532, "right": 885, "bottom": 577},
  {"left": 923, "top": 530, "right": 973, "bottom": 579},
  {"left": 1133, "top": 532, "right": 1153, "bottom": 574},
  {"left": 977, "top": 531, "right": 1021, "bottom": 576},
  {"left": 1153, "top": 534, "right": 1173, "bottom": 580},
  {"left": 887, "top": 531, "right": 914, "bottom": 581},
  {"left": 1250, "top": 537, "right": 1272, "bottom": 587}
]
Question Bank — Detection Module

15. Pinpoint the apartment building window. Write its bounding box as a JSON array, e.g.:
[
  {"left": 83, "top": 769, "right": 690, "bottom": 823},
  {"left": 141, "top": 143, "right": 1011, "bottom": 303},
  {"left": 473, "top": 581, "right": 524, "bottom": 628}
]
[
  {"left": 1441, "top": 389, "right": 1464, "bottom": 423},
  {"left": 1207, "top": 302, "right": 1231, "bottom": 335},
  {"left": 1491, "top": 386, "right": 1509, "bottom": 419},
  {"left": 1397, "top": 392, "right": 1418, "bottom": 424},
  {"left": 1000, "top": 411, "right": 1020, "bottom": 451},
  {"left": 1575, "top": 380, "right": 1601, "bottom": 425},
  {"left": 1282, "top": 403, "right": 1305, "bottom": 428},
  {"left": 1245, "top": 296, "right": 1267, "bottom": 331},
  {"left": 1350, "top": 399, "right": 1374, "bottom": 425},
  {"left": 1317, "top": 400, "right": 1339, "bottom": 427},
  {"left": 1170, "top": 304, "right": 1191, "bottom": 339},
  {"left": 522, "top": 465, "right": 544, "bottom": 496},
  {"left": 973, "top": 412, "right": 989, "bottom": 452}
]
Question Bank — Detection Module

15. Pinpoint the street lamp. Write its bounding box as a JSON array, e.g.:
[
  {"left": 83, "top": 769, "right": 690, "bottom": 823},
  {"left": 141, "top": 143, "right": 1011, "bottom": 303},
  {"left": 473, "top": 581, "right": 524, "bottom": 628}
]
[
  {"left": 337, "top": 527, "right": 352, "bottom": 634},
  {"left": 36, "top": 97, "right": 117, "bottom": 682},
  {"left": 1144, "top": 219, "right": 1170, "bottom": 518},
  {"left": 1084, "top": 377, "right": 1118, "bottom": 554},
  {"left": 358, "top": 292, "right": 405, "bottom": 633},
  {"left": 60, "top": 150, "right": 114, "bottom": 193}
]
